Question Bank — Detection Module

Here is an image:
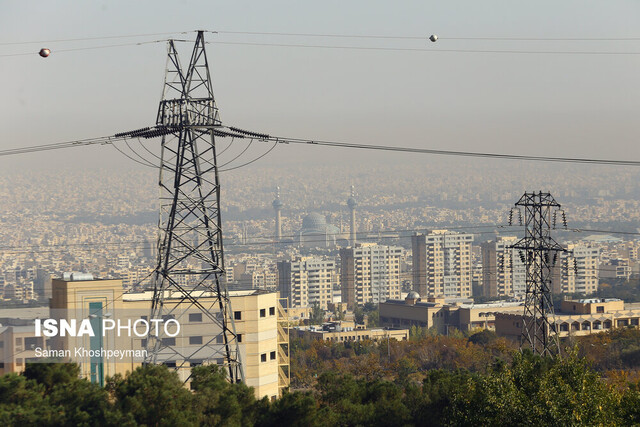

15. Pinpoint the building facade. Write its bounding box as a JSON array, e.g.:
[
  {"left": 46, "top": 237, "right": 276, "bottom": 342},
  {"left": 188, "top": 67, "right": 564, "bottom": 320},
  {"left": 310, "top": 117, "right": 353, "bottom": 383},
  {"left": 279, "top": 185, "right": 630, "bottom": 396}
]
[
  {"left": 412, "top": 231, "right": 473, "bottom": 298},
  {"left": 47, "top": 277, "right": 288, "bottom": 400},
  {"left": 340, "top": 243, "right": 402, "bottom": 309},
  {"left": 481, "top": 236, "right": 526, "bottom": 298},
  {"left": 552, "top": 245, "right": 599, "bottom": 295},
  {"left": 277, "top": 257, "right": 335, "bottom": 310}
]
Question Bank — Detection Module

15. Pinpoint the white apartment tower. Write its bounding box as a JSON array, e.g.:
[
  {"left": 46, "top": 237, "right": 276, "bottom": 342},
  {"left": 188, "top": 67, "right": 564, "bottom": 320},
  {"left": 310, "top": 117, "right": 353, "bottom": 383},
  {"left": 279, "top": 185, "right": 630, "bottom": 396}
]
[
  {"left": 278, "top": 257, "right": 335, "bottom": 309},
  {"left": 340, "top": 243, "right": 402, "bottom": 309},
  {"left": 481, "top": 236, "right": 526, "bottom": 298},
  {"left": 552, "top": 244, "right": 599, "bottom": 295},
  {"left": 412, "top": 230, "right": 473, "bottom": 298}
]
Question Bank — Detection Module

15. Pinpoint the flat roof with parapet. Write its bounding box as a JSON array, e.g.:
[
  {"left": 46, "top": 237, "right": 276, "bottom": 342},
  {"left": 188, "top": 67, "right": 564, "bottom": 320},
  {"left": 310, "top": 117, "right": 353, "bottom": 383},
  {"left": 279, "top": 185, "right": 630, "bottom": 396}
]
[
  {"left": 459, "top": 301, "right": 524, "bottom": 309},
  {"left": 382, "top": 299, "right": 440, "bottom": 308},
  {"left": 122, "top": 288, "right": 273, "bottom": 301},
  {"left": 572, "top": 298, "right": 622, "bottom": 304}
]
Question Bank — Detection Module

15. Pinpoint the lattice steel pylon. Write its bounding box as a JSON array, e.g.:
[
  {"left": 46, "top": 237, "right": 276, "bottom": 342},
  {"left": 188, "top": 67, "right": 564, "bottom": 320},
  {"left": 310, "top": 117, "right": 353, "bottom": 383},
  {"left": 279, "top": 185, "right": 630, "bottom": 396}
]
[
  {"left": 509, "top": 192, "right": 566, "bottom": 357},
  {"left": 144, "top": 31, "right": 244, "bottom": 383}
]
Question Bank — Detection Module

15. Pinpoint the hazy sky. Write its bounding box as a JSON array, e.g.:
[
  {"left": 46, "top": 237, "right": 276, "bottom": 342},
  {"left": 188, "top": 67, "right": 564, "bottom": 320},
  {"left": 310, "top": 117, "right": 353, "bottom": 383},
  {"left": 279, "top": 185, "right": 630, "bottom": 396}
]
[{"left": 1, "top": 1, "right": 640, "bottom": 170}]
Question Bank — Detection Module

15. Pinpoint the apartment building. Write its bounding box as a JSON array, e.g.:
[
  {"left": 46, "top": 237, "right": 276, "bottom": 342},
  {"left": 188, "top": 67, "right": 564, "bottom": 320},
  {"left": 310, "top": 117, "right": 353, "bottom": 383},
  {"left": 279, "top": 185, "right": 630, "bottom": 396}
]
[
  {"left": 412, "top": 231, "right": 473, "bottom": 298},
  {"left": 340, "top": 243, "right": 402, "bottom": 309}
]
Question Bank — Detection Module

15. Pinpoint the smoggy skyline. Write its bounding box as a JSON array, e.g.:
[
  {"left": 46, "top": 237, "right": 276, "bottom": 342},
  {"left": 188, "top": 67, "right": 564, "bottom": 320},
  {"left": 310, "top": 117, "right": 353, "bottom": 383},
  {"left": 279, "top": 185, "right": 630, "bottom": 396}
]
[{"left": 1, "top": 1, "right": 639, "bottom": 172}]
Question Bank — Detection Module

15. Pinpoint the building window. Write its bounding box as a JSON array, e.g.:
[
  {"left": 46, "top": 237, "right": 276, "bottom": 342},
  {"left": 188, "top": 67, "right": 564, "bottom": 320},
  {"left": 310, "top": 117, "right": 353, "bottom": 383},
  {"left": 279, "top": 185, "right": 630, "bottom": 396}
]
[
  {"left": 189, "top": 313, "right": 203, "bottom": 322},
  {"left": 25, "top": 337, "right": 40, "bottom": 349},
  {"left": 189, "top": 336, "right": 203, "bottom": 345},
  {"left": 270, "top": 351, "right": 276, "bottom": 360},
  {"left": 15, "top": 338, "right": 22, "bottom": 346},
  {"left": 261, "top": 353, "right": 267, "bottom": 362},
  {"left": 162, "top": 338, "right": 176, "bottom": 346},
  {"left": 141, "top": 339, "right": 147, "bottom": 348},
  {"left": 234, "top": 311, "right": 242, "bottom": 320},
  {"left": 237, "top": 334, "right": 242, "bottom": 343},
  {"left": 597, "top": 306, "right": 605, "bottom": 313},
  {"left": 260, "top": 309, "right": 266, "bottom": 318},
  {"left": 16, "top": 358, "right": 23, "bottom": 367},
  {"left": 269, "top": 307, "right": 275, "bottom": 316}
]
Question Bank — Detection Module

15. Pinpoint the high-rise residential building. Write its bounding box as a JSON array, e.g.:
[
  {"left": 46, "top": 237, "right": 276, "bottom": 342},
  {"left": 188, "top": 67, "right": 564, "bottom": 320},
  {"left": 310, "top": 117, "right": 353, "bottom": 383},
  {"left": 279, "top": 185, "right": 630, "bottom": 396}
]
[
  {"left": 340, "top": 243, "right": 402, "bottom": 309},
  {"left": 552, "top": 244, "right": 599, "bottom": 295},
  {"left": 412, "top": 230, "right": 473, "bottom": 298},
  {"left": 278, "top": 257, "right": 335, "bottom": 309},
  {"left": 481, "top": 236, "right": 526, "bottom": 298}
]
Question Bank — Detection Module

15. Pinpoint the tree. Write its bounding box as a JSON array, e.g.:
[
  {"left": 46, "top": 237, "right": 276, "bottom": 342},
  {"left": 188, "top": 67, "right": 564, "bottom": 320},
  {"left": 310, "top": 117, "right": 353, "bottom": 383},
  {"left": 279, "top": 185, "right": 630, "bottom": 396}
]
[
  {"left": 107, "top": 364, "right": 197, "bottom": 426},
  {"left": 354, "top": 306, "right": 365, "bottom": 325},
  {"left": 0, "top": 363, "right": 121, "bottom": 426},
  {"left": 309, "top": 303, "right": 325, "bottom": 325},
  {"left": 258, "top": 390, "right": 328, "bottom": 427},
  {"left": 191, "top": 364, "right": 263, "bottom": 426},
  {"left": 468, "top": 329, "right": 497, "bottom": 345},
  {"left": 332, "top": 303, "right": 345, "bottom": 321}
]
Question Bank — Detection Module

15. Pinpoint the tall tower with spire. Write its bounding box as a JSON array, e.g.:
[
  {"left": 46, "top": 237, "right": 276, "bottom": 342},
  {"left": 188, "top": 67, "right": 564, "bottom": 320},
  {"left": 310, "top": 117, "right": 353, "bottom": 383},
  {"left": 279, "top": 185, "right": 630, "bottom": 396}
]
[
  {"left": 272, "top": 186, "right": 283, "bottom": 242},
  {"left": 347, "top": 186, "right": 357, "bottom": 246}
]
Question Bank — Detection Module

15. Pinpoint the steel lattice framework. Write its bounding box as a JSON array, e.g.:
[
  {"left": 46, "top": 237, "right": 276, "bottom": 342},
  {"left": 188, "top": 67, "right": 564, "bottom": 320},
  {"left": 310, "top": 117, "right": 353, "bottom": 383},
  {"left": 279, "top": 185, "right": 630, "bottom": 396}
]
[
  {"left": 509, "top": 192, "right": 566, "bottom": 357},
  {"left": 144, "top": 31, "right": 244, "bottom": 382}
]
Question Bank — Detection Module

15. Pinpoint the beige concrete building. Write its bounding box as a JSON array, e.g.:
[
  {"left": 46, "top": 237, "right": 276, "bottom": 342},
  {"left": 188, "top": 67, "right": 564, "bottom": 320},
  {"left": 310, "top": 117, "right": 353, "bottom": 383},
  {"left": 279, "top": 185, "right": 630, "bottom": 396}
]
[
  {"left": 0, "top": 323, "right": 45, "bottom": 375},
  {"left": 46, "top": 277, "right": 288, "bottom": 400},
  {"left": 412, "top": 231, "right": 473, "bottom": 298},
  {"left": 278, "top": 257, "right": 335, "bottom": 310},
  {"left": 340, "top": 243, "right": 401, "bottom": 309},
  {"left": 379, "top": 292, "right": 448, "bottom": 333},
  {"left": 495, "top": 298, "right": 640, "bottom": 341},
  {"left": 292, "top": 322, "right": 409, "bottom": 343},
  {"left": 379, "top": 292, "right": 523, "bottom": 334}
]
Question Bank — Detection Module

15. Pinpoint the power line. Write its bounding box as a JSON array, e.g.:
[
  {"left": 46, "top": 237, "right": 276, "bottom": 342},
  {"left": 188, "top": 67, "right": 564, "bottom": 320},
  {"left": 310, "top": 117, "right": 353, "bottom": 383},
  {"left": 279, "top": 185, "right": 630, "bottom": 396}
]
[
  {"left": 209, "top": 30, "right": 640, "bottom": 43},
  {"left": 2, "top": 128, "right": 640, "bottom": 167},
  {"left": 0, "top": 31, "right": 190, "bottom": 46},
  {"left": 0, "top": 40, "right": 167, "bottom": 57},
  {"left": 210, "top": 40, "right": 640, "bottom": 56},
  {"left": 6, "top": 38, "right": 640, "bottom": 58},
  {"left": 262, "top": 134, "right": 640, "bottom": 167},
  {"left": 216, "top": 30, "right": 426, "bottom": 40}
]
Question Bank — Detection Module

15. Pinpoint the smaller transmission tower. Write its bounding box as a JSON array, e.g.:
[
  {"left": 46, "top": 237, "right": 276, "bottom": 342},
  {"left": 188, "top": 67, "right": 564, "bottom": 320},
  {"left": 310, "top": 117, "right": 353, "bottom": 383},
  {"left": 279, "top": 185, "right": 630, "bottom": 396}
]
[{"left": 509, "top": 192, "right": 566, "bottom": 357}]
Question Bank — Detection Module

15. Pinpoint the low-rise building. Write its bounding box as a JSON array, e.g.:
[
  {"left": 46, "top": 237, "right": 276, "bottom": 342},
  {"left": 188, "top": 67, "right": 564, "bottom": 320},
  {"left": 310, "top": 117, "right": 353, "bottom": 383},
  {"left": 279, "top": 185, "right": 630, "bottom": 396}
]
[
  {"left": 495, "top": 298, "right": 640, "bottom": 341},
  {"left": 292, "top": 322, "right": 408, "bottom": 343}
]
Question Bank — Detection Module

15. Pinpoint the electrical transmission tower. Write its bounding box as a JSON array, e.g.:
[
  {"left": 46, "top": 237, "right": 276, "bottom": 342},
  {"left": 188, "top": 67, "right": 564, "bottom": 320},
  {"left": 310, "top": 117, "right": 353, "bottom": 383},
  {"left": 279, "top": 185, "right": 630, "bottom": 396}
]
[
  {"left": 509, "top": 192, "right": 567, "bottom": 357},
  {"left": 143, "top": 31, "right": 244, "bottom": 382}
]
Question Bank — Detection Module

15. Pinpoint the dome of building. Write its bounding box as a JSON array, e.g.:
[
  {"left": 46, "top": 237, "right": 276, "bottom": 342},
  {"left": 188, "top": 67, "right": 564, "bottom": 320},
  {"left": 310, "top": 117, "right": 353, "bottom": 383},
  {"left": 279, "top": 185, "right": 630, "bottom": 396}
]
[
  {"left": 406, "top": 291, "right": 420, "bottom": 300},
  {"left": 302, "top": 212, "right": 327, "bottom": 231}
]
